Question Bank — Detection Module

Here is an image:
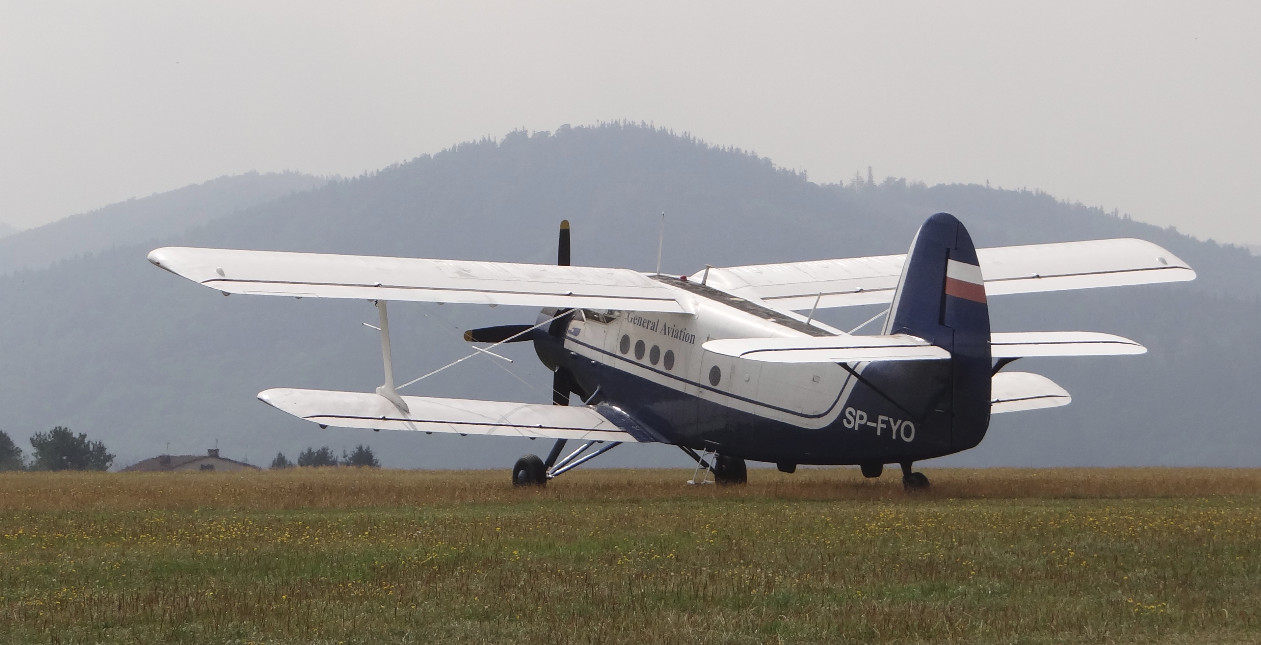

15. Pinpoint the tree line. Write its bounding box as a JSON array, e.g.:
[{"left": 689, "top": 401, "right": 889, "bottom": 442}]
[
  {"left": 0, "top": 427, "right": 381, "bottom": 471},
  {"left": 0, "top": 426, "right": 114, "bottom": 471},
  {"left": 270, "top": 445, "right": 380, "bottom": 469}
]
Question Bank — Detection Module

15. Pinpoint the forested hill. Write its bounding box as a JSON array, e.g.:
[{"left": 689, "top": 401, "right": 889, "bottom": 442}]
[
  {"left": 0, "top": 171, "right": 327, "bottom": 275},
  {"left": 0, "top": 221, "right": 15, "bottom": 239},
  {"left": 0, "top": 123, "right": 1254, "bottom": 469}
]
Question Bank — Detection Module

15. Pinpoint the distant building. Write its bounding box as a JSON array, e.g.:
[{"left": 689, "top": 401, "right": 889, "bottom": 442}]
[{"left": 122, "top": 448, "right": 259, "bottom": 472}]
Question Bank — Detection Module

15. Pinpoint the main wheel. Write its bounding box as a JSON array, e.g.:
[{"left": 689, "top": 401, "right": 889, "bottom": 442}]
[
  {"left": 512, "top": 454, "right": 547, "bottom": 487},
  {"left": 902, "top": 471, "right": 930, "bottom": 490},
  {"left": 713, "top": 455, "right": 747, "bottom": 485}
]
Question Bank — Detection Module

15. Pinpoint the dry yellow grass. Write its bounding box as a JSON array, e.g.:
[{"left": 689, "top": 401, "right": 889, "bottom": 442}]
[
  {"left": 2, "top": 468, "right": 1258, "bottom": 644},
  {"left": 3, "top": 466, "right": 1258, "bottom": 511}
]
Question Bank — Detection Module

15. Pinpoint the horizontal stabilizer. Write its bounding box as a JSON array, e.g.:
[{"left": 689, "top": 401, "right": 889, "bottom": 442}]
[
  {"left": 990, "top": 331, "right": 1145, "bottom": 358},
  {"left": 257, "top": 388, "right": 656, "bottom": 442},
  {"left": 702, "top": 334, "right": 949, "bottom": 363},
  {"left": 705, "top": 331, "right": 1143, "bottom": 364},
  {"left": 991, "top": 371, "right": 1071, "bottom": 414},
  {"left": 149, "top": 247, "right": 688, "bottom": 313},
  {"left": 695, "top": 238, "right": 1194, "bottom": 310}
]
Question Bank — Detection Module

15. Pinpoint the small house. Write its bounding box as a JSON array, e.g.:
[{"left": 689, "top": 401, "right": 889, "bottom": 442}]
[{"left": 123, "top": 448, "right": 259, "bottom": 472}]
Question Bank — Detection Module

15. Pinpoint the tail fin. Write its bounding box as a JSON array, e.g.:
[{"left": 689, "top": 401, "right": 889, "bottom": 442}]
[{"left": 883, "top": 213, "right": 992, "bottom": 450}]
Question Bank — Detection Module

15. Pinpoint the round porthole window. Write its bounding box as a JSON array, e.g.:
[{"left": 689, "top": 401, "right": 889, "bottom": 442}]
[
  {"left": 619, "top": 334, "right": 631, "bottom": 354},
  {"left": 649, "top": 345, "right": 661, "bottom": 365},
  {"left": 708, "top": 365, "right": 722, "bottom": 386},
  {"left": 634, "top": 339, "right": 646, "bottom": 360},
  {"left": 663, "top": 350, "right": 675, "bottom": 371}
]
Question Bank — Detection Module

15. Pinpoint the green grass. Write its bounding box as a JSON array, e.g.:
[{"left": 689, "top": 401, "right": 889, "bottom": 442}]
[{"left": 1, "top": 468, "right": 1259, "bottom": 644}]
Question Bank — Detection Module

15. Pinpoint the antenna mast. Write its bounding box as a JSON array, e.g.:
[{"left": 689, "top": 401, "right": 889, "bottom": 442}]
[{"left": 655, "top": 211, "right": 665, "bottom": 275}]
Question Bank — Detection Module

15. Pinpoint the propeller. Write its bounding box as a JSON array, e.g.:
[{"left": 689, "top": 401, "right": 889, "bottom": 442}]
[
  {"left": 550, "top": 219, "right": 575, "bottom": 406},
  {"left": 463, "top": 220, "right": 579, "bottom": 407}
]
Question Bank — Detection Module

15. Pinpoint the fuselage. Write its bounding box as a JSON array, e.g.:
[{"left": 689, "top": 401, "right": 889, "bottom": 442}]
[{"left": 535, "top": 276, "right": 973, "bottom": 466}]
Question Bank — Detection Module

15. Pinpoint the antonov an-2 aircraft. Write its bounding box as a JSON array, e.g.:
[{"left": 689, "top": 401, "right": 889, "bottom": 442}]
[{"left": 149, "top": 213, "right": 1194, "bottom": 488}]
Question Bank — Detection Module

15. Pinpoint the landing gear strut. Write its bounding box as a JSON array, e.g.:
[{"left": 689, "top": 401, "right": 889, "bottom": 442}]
[
  {"left": 900, "top": 462, "right": 929, "bottom": 490},
  {"left": 511, "top": 439, "right": 623, "bottom": 487}
]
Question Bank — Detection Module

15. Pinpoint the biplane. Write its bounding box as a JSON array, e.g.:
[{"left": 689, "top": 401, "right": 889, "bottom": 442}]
[{"left": 149, "top": 213, "right": 1194, "bottom": 488}]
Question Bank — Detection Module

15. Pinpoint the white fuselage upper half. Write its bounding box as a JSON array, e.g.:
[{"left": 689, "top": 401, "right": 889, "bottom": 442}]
[{"left": 558, "top": 278, "right": 862, "bottom": 431}]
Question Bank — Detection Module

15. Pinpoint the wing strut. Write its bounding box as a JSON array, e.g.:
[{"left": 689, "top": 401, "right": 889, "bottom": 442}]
[{"left": 373, "top": 300, "right": 410, "bottom": 414}]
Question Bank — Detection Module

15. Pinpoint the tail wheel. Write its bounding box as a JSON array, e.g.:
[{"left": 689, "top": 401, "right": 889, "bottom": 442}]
[
  {"left": 512, "top": 454, "right": 547, "bottom": 487},
  {"left": 902, "top": 471, "right": 930, "bottom": 490},
  {"left": 713, "top": 455, "right": 747, "bottom": 485}
]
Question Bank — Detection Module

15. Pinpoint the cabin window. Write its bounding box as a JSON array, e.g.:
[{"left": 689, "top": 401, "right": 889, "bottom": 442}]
[
  {"left": 619, "top": 334, "right": 631, "bottom": 354},
  {"left": 664, "top": 350, "right": 675, "bottom": 371},
  {"left": 709, "top": 365, "right": 722, "bottom": 386},
  {"left": 634, "top": 340, "right": 646, "bottom": 360},
  {"left": 582, "top": 310, "right": 618, "bottom": 324},
  {"left": 649, "top": 345, "right": 661, "bottom": 366}
]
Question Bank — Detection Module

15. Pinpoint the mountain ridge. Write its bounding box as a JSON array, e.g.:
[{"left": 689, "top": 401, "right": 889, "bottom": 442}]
[{"left": 0, "top": 171, "right": 328, "bottom": 275}]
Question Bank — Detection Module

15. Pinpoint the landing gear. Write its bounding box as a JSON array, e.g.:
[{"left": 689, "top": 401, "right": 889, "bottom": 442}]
[
  {"left": 900, "top": 462, "right": 930, "bottom": 490},
  {"left": 713, "top": 455, "right": 747, "bottom": 485},
  {"left": 511, "top": 440, "right": 623, "bottom": 487},
  {"left": 860, "top": 462, "right": 884, "bottom": 478},
  {"left": 681, "top": 446, "right": 747, "bottom": 485},
  {"left": 512, "top": 454, "right": 547, "bottom": 486}
]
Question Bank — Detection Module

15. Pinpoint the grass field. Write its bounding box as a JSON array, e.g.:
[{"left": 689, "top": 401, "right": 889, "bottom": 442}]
[{"left": 2, "top": 467, "right": 1258, "bottom": 644}]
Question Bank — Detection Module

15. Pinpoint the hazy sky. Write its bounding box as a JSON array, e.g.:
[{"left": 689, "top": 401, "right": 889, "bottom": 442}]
[{"left": 3, "top": 2, "right": 1259, "bottom": 245}]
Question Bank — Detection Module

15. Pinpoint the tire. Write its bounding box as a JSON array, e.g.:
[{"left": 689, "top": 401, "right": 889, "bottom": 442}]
[
  {"left": 512, "top": 454, "right": 547, "bottom": 486},
  {"left": 713, "top": 455, "right": 747, "bottom": 485},
  {"left": 902, "top": 471, "right": 930, "bottom": 490}
]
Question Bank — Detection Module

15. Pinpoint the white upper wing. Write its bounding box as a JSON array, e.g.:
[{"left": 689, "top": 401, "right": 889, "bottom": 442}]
[
  {"left": 692, "top": 238, "right": 1194, "bottom": 310},
  {"left": 258, "top": 388, "right": 659, "bottom": 442},
  {"left": 149, "top": 247, "right": 688, "bottom": 313}
]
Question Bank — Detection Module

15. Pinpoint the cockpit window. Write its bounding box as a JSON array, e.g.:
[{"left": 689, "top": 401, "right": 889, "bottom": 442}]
[{"left": 582, "top": 310, "right": 618, "bottom": 324}]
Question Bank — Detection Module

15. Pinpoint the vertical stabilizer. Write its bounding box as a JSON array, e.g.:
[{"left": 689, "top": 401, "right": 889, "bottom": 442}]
[{"left": 883, "top": 213, "right": 992, "bottom": 450}]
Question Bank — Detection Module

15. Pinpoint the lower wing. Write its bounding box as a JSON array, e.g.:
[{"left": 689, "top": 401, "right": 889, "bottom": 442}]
[{"left": 258, "top": 388, "right": 662, "bottom": 443}]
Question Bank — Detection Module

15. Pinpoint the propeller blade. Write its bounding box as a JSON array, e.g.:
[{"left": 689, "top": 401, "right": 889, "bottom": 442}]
[
  {"left": 550, "top": 222, "right": 576, "bottom": 407},
  {"left": 558, "top": 219, "right": 571, "bottom": 267},
  {"left": 463, "top": 324, "right": 534, "bottom": 344}
]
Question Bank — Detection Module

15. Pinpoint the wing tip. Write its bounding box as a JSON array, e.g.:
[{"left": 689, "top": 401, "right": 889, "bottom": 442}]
[{"left": 147, "top": 248, "right": 170, "bottom": 270}]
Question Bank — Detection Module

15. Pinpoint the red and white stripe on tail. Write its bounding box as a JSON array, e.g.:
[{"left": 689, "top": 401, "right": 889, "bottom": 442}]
[{"left": 945, "top": 259, "right": 986, "bottom": 303}]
